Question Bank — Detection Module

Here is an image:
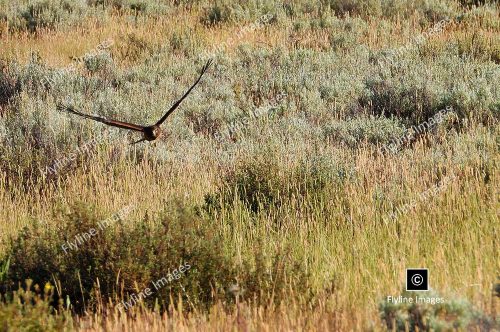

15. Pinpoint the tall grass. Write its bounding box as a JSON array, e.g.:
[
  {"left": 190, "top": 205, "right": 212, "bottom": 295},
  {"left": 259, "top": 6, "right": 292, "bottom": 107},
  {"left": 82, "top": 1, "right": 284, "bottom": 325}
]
[{"left": 0, "top": 0, "right": 499, "bottom": 330}]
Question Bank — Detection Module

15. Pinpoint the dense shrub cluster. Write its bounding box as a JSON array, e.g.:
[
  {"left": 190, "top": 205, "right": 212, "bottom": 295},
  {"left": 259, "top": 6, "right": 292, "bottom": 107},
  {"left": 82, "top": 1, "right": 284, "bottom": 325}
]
[
  {"left": 0, "top": 202, "right": 319, "bottom": 312},
  {"left": 1, "top": 0, "right": 487, "bottom": 34},
  {"left": 0, "top": 281, "right": 72, "bottom": 331},
  {"left": 379, "top": 289, "right": 499, "bottom": 331},
  {"left": 322, "top": 116, "right": 405, "bottom": 147},
  {"left": 1, "top": 0, "right": 88, "bottom": 33},
  {"left": 2, "top": 203, "right": 230, "bottom": 311},
  {"left": 361, "top": 53, "right": 500, "bottom": 124},
  {"left": 0, "top": 61, "right": 20, "bottom": 113},
  {"left": 204, "top": 147, "right": 354, "bottom": 213},
  {"left": 0, "top": 30, "right": 498, "bottom": 186}
]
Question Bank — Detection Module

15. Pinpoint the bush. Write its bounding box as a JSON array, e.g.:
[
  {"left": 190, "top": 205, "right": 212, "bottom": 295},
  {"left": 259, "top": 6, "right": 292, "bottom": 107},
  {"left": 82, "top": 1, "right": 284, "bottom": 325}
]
[
  {"left": 321, "top": 0, "right": 382, "bottom": 17},
  {"left": 456, "top": 32, "right": 500, "bottom": 64},
  {"left": 326, "top": 17, "right": 367, "bottom": 51},
  {"left": 0, "top": 280, "right": 73, "bottom": 331},
  {"left": 200, "top": 2, "right": 233, "bottom": 26},
  {"left": 8, "top": 0, "right": 87, "bottom": 33},
  {"left": 86, "top": 0, "right": 168, "bottom": 15},
  {"left": 0, "top": 61, "right": 21, "bottom": 114},
  {"left": 2, "top": 202, "right": 235, "bottom": 312},
  {"left": 458, "top": 0, "right": 497, "bottom": 7},
  {"left": 87, "top": 0, "right": 125, "bottom": 10},
  {"left": 322, "top": 116, "right": 405, "bottom": 147},
  {"left": 2, "top": 201, "right": 324, "bottom": 313},
  {"left": 205, "top": 149, "right": 351, "bottom": 213},
  {"left": 82, "top": 51, "right": 115, "bottom": 75},
  {"left": 360, "top": 54, "right": 500, "bottom": 125},
  {"left": 360, "top": 78, "right": 442, "bottom": 124},
  {"left": 379, "top": 289, "right": 499, "bottom": 331}
]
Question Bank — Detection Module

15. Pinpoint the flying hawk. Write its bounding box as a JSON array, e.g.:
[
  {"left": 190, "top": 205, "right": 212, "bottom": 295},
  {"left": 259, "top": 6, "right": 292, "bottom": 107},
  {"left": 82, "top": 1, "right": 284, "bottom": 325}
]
[{"left": 57, "top": 59, "right": 212, "bottom": 144}]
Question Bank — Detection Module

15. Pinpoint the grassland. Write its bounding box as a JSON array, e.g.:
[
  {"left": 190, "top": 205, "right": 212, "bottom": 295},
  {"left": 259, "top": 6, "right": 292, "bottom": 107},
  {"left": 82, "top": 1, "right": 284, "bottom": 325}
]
[{"left": 0, "top": 0, "right": 499, "bottom": 331}]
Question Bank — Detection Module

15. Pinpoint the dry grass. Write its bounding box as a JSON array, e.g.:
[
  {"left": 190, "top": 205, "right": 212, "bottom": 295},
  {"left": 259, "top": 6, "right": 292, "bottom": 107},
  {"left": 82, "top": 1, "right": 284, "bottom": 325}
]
[{"left": 0, "top": 1, "right": 499, "bottom": 331}]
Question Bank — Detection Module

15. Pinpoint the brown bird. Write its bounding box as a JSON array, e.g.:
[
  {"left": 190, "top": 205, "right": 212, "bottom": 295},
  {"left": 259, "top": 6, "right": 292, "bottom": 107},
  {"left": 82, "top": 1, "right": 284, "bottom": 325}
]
[{"left": 57, "top": 59, "right": 212, "bottom": 144}]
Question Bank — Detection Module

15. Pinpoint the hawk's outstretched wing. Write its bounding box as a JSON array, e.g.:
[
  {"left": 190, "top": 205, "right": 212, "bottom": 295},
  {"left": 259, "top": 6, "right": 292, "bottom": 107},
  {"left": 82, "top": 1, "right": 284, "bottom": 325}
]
[
  {"left": 57, "top": 104, "right": 145, "bottom": 132},
  {"left": 155, "top": 59, "right": 213, "bottom": 126}
]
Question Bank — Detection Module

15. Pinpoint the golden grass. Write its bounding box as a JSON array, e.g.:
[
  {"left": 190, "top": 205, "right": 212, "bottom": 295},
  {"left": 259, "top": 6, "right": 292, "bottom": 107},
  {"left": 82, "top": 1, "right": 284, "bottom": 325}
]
[
  {"left": 74, "top": 300, "right": 360, "bottom": 331},
  {"left": 1, "top": 124, "right": 497, "bottom": 329},
  {"left": 3, "top": 8, "right": 495, "bottom": 66},
  {"left": 0, "top": 7, "right": 498, "bottom": 331}
]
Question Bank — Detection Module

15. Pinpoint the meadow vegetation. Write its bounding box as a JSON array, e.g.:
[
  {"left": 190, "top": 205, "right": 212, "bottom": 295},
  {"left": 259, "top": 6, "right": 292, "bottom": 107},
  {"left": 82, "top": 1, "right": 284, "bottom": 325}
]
[{"left": 0, "top": 0, "right": 498, "bottom": 330}]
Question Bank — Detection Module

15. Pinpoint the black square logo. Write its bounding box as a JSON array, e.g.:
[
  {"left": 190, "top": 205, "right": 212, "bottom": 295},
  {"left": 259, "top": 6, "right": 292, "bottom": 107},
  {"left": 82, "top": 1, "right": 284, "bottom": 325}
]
[{"left": 406, "top": 268, "right": 429, "bottom": 291}]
